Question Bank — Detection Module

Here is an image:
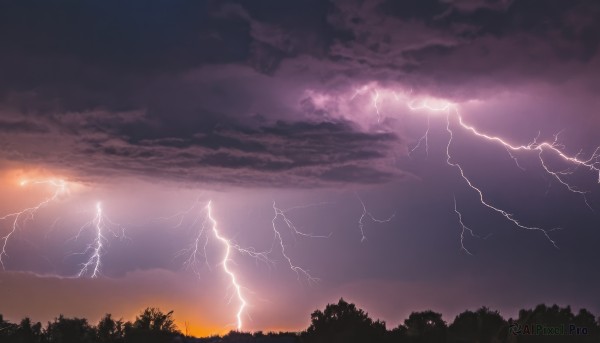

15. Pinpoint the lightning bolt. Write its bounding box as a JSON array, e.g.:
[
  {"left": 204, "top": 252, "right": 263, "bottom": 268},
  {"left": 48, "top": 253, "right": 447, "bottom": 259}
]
[
  {"left": 409, "top": 114, "right": 431, "bottom": 157},
  {"left": 453, "top": 196, "right": 489, "bottom": 255},
  {"left": 74, "top": 202, "right": 127, "bottom": 278},
  {"left": 206, "top": 200, "right": 247, "bottom": 331},
  {"left": 176, "top": 201, "right": 272, "bottom": 274},
  {"left": 168, "top": 200, "right": 214, "bottom": 275},
  {"left": 171, "top": 200, "right": 331, "bottom": 329},
  {"left": 452, "top": 110, "right": 599, "bottom": 208},
  {"left": 270, "top": 201, "right": 331, "bottom": 283},
  {"left": 356, "top": 194, "right": 395, "bottom": 242},
  {"left": 338, "top": 84, "right": 600, "bottom": 252},
  {"left": 172, "top": 200, "right": 271, "bottom": 330},
  {"left": 351, "top": 84, "right": 384, "bottom": 122},
  {"left": 0, "top": 179, "right": 67, "bottom": 270},
  {"left": 372, "top": 90, "right": 382, "bottom": 122},
  {"left": 444, "top": 109, "right": 563, "bottom": 249}
]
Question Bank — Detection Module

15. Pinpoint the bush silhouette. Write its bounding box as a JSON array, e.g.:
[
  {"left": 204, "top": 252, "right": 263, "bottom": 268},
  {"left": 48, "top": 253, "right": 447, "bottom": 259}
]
[
  {"left": 302, "top": 298, "right": 387, "bottom": 343},
  {"left": 403, "top": 310, "right": 447, "bottom": 343},
  {"left": 125, "top": 307, "right": 180, "bottom": 343},
  {"left": 44, "top": 315, "right": 95, "bottom": 343},
  {"left": 511, "top": 304, "right": 600, "bottom": 343},
  {"left": 96, "top": 314, "right": 125, "bottom": 343},
  {"left": 448, "top": 307, "right": 507, "bottom": 343}
]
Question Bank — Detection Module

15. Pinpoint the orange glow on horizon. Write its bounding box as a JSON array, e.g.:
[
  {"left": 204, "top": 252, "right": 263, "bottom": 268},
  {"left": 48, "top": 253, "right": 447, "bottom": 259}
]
[
  {"left": 176, "top": 320, "right": 228, "bottom": 338},
  {"left": 176, "top": 320, "right": 305, "bottom": 338}
]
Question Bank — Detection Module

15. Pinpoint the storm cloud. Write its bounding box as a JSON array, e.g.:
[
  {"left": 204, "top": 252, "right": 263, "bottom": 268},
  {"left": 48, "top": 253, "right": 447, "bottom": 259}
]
[{"left": 2, "top": 0, "right": 599, "bottom": 187}]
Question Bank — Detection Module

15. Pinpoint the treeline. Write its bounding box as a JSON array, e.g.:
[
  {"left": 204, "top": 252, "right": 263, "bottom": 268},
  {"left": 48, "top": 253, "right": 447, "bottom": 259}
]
[
  {"left": 2, "top": 299, "right": 600, "bottom": 343},
  {"left": 0, "top": 307, "right": 181, "bottom": 343}
]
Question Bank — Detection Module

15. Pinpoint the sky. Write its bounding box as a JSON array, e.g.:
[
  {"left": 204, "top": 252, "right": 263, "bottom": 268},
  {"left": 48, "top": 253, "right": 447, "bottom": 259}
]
[{"left": 1, "top": 0, "right": 600, "bottom": 337}]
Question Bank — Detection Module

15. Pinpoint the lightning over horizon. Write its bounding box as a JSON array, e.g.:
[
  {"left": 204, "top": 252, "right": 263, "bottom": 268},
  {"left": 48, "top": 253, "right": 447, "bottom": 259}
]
[
  {"left": 169, "top": 199, "right": 333, "bottom": 329},
  {"left": 2, "top": 84, "right": 598, "bottom": 331},
  {"left": 2, "top": 1, "right": 600, "bottom": 337},
  {"left": 205, "top": 200, "right": 248, "bottom": 331}
]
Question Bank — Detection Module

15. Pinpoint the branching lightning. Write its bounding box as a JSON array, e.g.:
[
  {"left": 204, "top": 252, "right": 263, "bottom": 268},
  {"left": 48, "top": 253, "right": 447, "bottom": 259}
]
[
  {"left": 0, "top": 179, "right": 67, "bottom": 269},
  {"left": 344, "top": 84, "right": 600, "bottom": 252},
  {"left": 172, "top": 200, "right": 270, "bottom": 330},
  {"left": 168, "top": 199, "right": 332, "bottom": 329},
  {"left": 356, "top": 194, "right": 395, "bottom": 242},
  {"left": 453, "top": 196, "right": 483, "bottom": 255},
  {"left": 74, "top": 202, "right": 127, "bottom": 278},
  {"left": 270, "top": 201, "right": 331, "bottom": 283},
  {"left": 409, "top": 114, "right": 431, "bottom": 157},
  {"left": 445, "top": 109, "right": 563, "bottom": 249},
  {"left": 176, "top": 200, "right": 272, "bottom": 275},
  {"left": 169, "top": 200, "right": 214, "bottom": 275}
]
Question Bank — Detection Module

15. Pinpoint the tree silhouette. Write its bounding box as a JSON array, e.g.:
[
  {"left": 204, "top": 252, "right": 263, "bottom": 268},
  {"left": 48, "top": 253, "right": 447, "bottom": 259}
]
[
  {"left": 0, "top": 314, "right": 18, "bottom": 341},
  {"left": 12, "top": 318, "right": 43, "bottom": 343},
  {"left": 513, "top": 304, "right": 599, "bottom": 343},
  {"left": 404, "top": 310, "right": 447, "bottom": 343},
  {"left": 3, "top": 302, "right": 600, "bottom": 342},
  {"left": 573, "top": 308, "right": 600, "bottom": 341},
  {"left": 43, "top": 315, "right": 95, "bottom": 343},
  {"left": 96, "top": 314, "right": 124, "bottom": 343},
  {"left": 448, "top": 307, "right": 507, "bottom": 343},
  {"left": 125, "top": 307, "right": 180, "bottom": 343},
  {"left": 0, "top": 315, "right": 43, "bottom": 343},
  {"left": 388, "top": 324, "right": 408, "bottom": 342},
  {"left": 302, "top": 298, "right": 387, "bottom": 343}
]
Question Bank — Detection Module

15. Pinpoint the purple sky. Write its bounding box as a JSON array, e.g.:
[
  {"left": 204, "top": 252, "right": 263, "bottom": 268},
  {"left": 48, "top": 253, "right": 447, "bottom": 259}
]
[{"left": 1, "top": 0, "right": 600, "bottom": 336}]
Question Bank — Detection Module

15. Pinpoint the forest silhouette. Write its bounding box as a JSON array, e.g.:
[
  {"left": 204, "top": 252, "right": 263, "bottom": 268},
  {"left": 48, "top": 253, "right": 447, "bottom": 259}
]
[{"left": 2, "top": 298, "right": 599, "bottom": 343}]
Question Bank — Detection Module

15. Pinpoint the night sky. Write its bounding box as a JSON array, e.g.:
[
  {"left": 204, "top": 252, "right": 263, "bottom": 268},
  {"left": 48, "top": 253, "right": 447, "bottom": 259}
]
[{"left": 1, "top": 0, "right": 600, "bottom": 337}]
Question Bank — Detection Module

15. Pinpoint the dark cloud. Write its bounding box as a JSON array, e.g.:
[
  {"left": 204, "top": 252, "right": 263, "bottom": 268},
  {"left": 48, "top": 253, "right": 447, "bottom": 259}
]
[
  {"left": 0, "top": 119, "right": 48, "bottom": 133},
  {"left": 2, "top": 0, "right": 599, "bottom": 103},
  {"left": 0, "top": 1, "right": 250, "bottom": 72},
  {"left": 75, "top": 120, "right": 402, "bottom": 187},
  {"left": 325, "top": 0, "right": 600, "bottom": 97},
  {"left": 0, "top": 1, "right": 252, "bottom": 113},
  {"left": 218, "top": 0, "right": 335, "bottom": 74},
  {"left": 1, "top": 0, "right": 599, "bottom": 187}
]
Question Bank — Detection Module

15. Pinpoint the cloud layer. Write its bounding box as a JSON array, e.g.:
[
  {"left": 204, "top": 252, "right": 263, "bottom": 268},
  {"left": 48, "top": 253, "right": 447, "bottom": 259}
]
[{"left": 1, "top": 0, "right": 599, "bottom": 187}]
